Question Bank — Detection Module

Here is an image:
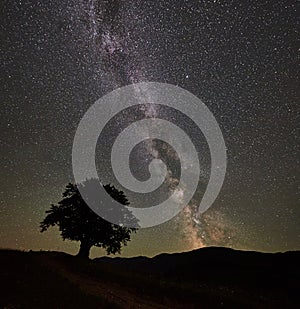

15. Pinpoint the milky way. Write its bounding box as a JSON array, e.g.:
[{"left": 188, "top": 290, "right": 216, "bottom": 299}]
[{"left": 1, "top": 0, "right": 299, "bottom": 257}]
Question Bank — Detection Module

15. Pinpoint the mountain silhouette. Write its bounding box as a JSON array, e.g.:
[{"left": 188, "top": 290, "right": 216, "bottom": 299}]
[{"left": 1, "top": 247, "right": 299, "bottom": 308}]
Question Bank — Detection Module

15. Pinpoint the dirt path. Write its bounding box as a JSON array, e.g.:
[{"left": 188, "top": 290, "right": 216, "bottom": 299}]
[{"left": 39, "top": 255, "right": 169, "bottom": 309}]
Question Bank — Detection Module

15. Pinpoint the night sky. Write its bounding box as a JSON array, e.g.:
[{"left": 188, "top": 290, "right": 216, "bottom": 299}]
[{"left": 1, "top": 0, "right": 299, "bottom": 257}]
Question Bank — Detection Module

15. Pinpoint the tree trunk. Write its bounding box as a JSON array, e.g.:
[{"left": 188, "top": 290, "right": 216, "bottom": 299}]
[{"left": 77, "top": 241, "right": 92, "bottom": 258}]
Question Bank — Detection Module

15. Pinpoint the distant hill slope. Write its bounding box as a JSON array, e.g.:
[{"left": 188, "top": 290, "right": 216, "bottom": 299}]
[
  {"left": 1, "top": 247, "right": 299, "bottom": 308},
  {"left": 96, "top": 246, "right": 299, "bottom": 283}
]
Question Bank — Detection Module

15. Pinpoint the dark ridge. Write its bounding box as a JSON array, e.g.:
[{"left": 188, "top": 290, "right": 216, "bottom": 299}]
[{"left": 1, "top": 247, "right": 299, "bottom": 308}]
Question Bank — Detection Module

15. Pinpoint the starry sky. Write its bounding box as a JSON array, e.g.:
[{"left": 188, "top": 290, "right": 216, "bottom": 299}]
[{"left": 1, "top": 0, "right": 299, "bottom": 257}]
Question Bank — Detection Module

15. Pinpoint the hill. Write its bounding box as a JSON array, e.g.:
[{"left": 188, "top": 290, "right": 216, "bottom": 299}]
[{"left": 0, "top": 247, "right": 299, "bottom": 308}]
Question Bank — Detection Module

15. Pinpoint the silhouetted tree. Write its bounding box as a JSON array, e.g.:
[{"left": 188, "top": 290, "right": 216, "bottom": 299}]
[{"left": 40, "top": 181, "right": 137, "bottom": 258}]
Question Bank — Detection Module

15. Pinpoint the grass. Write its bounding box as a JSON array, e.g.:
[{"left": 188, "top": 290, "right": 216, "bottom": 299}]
[{"left": 0, "top": 248, "right": 298, "bottom": 308}]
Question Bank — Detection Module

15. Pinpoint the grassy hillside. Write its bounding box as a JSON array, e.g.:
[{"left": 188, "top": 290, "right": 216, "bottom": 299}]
[{"left": 0, "top": 248, "right": 299, "bottom": 308}]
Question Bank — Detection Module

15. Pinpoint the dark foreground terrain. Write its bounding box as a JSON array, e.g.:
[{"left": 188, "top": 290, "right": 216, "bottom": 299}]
[{"left": 0, "top": 247, "right": 299, "bottom": 308}]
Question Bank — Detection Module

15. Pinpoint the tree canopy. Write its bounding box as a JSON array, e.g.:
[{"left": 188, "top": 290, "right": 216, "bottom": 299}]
[{"left": 40, "top": 181, "right": 137, "bottom": 258}]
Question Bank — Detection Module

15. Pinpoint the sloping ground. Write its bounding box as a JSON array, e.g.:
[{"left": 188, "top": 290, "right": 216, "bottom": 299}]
[
  {"left": 0, "top": 250, "right": 110, "bottom": 308},
  {"left": 0, "top": 248, "right": 299, "bottom": 308}
]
